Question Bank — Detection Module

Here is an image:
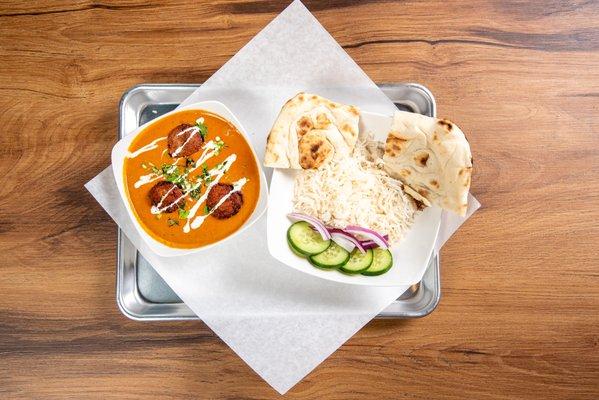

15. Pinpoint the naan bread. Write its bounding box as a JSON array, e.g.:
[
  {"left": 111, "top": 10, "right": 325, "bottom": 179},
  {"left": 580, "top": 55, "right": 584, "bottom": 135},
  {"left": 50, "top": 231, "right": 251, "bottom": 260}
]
[
  {"left": 297, "top": 130, "right": 334, "bottom": 169},
  {"left": 383, "top": 111, "right": 472, "bottom": 216},
  {"left": 264, "top": 93, "right": 360, "bottom": 169}
]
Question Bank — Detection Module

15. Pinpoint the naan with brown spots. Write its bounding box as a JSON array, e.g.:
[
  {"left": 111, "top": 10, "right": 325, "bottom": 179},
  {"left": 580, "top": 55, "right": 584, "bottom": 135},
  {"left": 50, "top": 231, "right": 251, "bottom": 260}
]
[
  {"left": 383, "top": 111, "right": 472, "bottom": 216},
  {"left": 264, "top": 92, "right": 360, "bottom": 169}
]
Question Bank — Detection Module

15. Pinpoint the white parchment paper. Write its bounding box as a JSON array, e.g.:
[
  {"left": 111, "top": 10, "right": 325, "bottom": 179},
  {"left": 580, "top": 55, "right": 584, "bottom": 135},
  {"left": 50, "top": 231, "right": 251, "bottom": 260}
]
[{"left": 86, "top": 1, "right": 480, "bottom": 394}]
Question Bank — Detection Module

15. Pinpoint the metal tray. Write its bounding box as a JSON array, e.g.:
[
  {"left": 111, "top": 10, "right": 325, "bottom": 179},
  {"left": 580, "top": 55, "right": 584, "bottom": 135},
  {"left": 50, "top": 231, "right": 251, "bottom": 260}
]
[{"left": 117, "top": 83, "right": 441, "bottom": 321}]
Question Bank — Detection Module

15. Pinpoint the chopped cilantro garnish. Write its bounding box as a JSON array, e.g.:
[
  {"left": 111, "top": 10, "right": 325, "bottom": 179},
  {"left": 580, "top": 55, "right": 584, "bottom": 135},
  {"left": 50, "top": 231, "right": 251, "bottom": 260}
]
[
  {"left": 165, "top": 175, "right": 182, "bottom": 184},
  {"left": 190, "top": 187, "right": 201, "bottom": 200},
  {"left": 167, "top": 218, "right": 179, "bottom": 227},
  {"left": 214, "top": 138, "right": 226, "bottom": 154},
  {"left": 185, "top": 158, "right": 195, "bottom": 167},
  {"left": 161, "top": 163, "right": 184, "bottom": 184},
  {"left": 161, "top": 164, "right": 174, "bottom": 174},
  {"left": 196, "top": 121, "right": 208, "bottom": 141},
  {"left": 151, "top": 166, "right": 160, "bottom": 174},
  {"left": 204, "top": 205, "right": 211, "bottom": 215},
  {"left": 178, "top": 209, "right": 190, "bottom": 219},
  {"left": 200, "top": 164, "right": 211, "bottom": 182}
]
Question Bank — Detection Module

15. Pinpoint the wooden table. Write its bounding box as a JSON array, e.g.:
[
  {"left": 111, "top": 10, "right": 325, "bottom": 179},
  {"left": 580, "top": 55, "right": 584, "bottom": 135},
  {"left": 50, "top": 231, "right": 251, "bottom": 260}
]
[{"left": 1, "top": 1, "right": 598, "bottom": 398}]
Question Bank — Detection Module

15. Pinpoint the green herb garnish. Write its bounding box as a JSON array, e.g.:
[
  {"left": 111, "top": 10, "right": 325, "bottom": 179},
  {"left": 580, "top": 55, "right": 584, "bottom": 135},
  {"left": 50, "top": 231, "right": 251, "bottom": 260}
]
[
  {"left": 214, "top": 136, "right": 225, "bottom": 154},
  {"left": 161, "top": 164, "right": 176, "bottom": 174},
  {"left": 185, "top": 158, "right": 195, "bottom": 167},
  {"left": 190, "top": 187, "right": 201, "bottom": 200},
  {"left": 167, "top": 218, "right": 179, "bottom": 227},
  {"left": 196, "top": 121, "right": 208, "bottom": 141},
  {"left": 178, "top": 209, "right": 190, "bottom": 219},
  {"left": 181, "top": 178, "right": 195, "bottom": 192},
  {"left": 161, "top": 163, "right": 184, "bottom": 184},
  {"left": 204, "top": 205, "right": 211, "bottom": 215},
  {"left": 200, "top": 163, "right": 212, "bottom": 182}
]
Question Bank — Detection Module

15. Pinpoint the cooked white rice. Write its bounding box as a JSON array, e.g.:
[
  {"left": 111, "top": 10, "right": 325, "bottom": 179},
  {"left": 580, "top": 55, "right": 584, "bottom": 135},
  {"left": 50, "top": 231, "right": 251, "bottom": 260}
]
[{"left": 293, "top": 140, "right": 416, "bottom": 244}]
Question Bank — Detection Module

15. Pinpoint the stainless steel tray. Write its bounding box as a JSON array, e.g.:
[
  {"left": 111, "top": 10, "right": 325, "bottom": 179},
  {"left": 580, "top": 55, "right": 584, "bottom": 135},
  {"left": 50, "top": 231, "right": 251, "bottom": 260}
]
[{"left": 117, "top": 83, "right": 441, "bottom": 321}]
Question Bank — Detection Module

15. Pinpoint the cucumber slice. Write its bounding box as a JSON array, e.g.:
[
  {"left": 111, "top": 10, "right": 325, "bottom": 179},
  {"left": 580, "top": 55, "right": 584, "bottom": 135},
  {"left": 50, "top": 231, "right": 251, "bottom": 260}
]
[
  {"left": 287, "top": 221, "right": 331, "bottom": 256},
  {"left": 309, "top": 242, "right": 350, "bottom": 269},
  {"left": 361, "top": 248, "right": 393, "bottom": 276},
  {"left": 289, "top": 243, "right": 308, "bottom": 258},
  {"left": 340, "top": 249, "right": 373, "bottom": 274}
]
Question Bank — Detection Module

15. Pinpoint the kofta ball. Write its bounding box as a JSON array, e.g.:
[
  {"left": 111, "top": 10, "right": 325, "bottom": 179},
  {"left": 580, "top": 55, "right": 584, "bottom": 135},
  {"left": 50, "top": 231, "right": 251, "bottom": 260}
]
[
  {"left": 206, "top": 183, "right": 243, "bottom": 219},
  {"left": 148, "top": 181, "right": 185, "bottom": 213},
  {"left": 167, "top": 123, "right": 203, "bottom": 158}
]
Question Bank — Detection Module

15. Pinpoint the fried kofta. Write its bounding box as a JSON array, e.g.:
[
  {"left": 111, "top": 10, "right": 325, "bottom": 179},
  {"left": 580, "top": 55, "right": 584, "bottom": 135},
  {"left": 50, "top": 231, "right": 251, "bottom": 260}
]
[
  {"left": 206, "top": 183, "right": 243, "bottom": 219},
  {"left": 167, "top": 123, "right": 203, "bottom": 158},
  {"left": 148, "top": 181, "right": 185, "bottom": 213}
]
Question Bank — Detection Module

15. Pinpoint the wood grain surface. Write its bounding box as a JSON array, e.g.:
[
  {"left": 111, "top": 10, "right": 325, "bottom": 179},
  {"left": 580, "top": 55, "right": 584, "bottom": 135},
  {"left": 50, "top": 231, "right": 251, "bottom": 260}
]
[{"left": 1, "top": 0, "right": 598, "bottom": 398}]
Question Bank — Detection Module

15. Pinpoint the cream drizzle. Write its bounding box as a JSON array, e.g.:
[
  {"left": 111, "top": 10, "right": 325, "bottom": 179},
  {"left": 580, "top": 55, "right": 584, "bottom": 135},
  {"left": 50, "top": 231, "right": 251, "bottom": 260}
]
[
  {"left": 134, "top": 173, "right": 161, "bottom": 189},
  {"left": 172, "top": 140, "right": 220, "bottom": 184},
  {"left": 189, "top": 177, "right": 247, "bottom": 230},
  {"left": 127, "top": 137, "right": 166, "bottom": 159},
  {"left": 186, "top": 140, "right": 218, "bottom": 174},
  {"left": 183, "top": 154, "right": 237, "bottom": 233}
]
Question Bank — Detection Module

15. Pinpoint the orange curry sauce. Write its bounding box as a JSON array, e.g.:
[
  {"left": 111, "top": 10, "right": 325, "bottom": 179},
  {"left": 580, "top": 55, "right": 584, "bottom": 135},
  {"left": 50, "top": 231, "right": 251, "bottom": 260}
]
[{"left": 123, "top": 109, "right": 260, "bottom": 248}]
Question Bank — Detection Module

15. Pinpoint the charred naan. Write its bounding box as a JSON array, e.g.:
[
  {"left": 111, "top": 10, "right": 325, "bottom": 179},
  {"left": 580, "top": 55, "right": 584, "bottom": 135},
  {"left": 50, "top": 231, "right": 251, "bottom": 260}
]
[
  {"left": 383, "top": 111, "right": 472, "bottom": 216},
  {"left": 264, "top": 93, "right": 360, "bottom": 169}
]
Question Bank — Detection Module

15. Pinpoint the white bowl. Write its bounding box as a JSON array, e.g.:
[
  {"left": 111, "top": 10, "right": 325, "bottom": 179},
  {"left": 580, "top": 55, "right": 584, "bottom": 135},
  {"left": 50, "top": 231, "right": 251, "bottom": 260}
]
[
  {"left": 112, "top": 101, "right": 268, "bottom": 257},
  {"left": 266, "top": 110, "right": 441, "bottom": 287}
]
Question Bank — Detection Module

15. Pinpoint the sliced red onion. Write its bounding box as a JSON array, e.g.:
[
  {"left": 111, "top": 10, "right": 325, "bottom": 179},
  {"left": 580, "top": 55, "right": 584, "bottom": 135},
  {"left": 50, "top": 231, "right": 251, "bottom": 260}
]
[
  {"left": 330, "top": 233, "right": 355, "bottom": 252},
  {"left": 360, "top": 240, "right": 378, "bottom": 250},
  {"left": 360, "top": 234, "right": 389, "bottom": 249},
  {"left": 330, "top": 231, "right": 366, "bottom": 254},
  {"left": 344, "top": 225, "right": 389, "bottom": 249},
  {"left": 287, "top": 213, "right": 331, "bottom": 240}
]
